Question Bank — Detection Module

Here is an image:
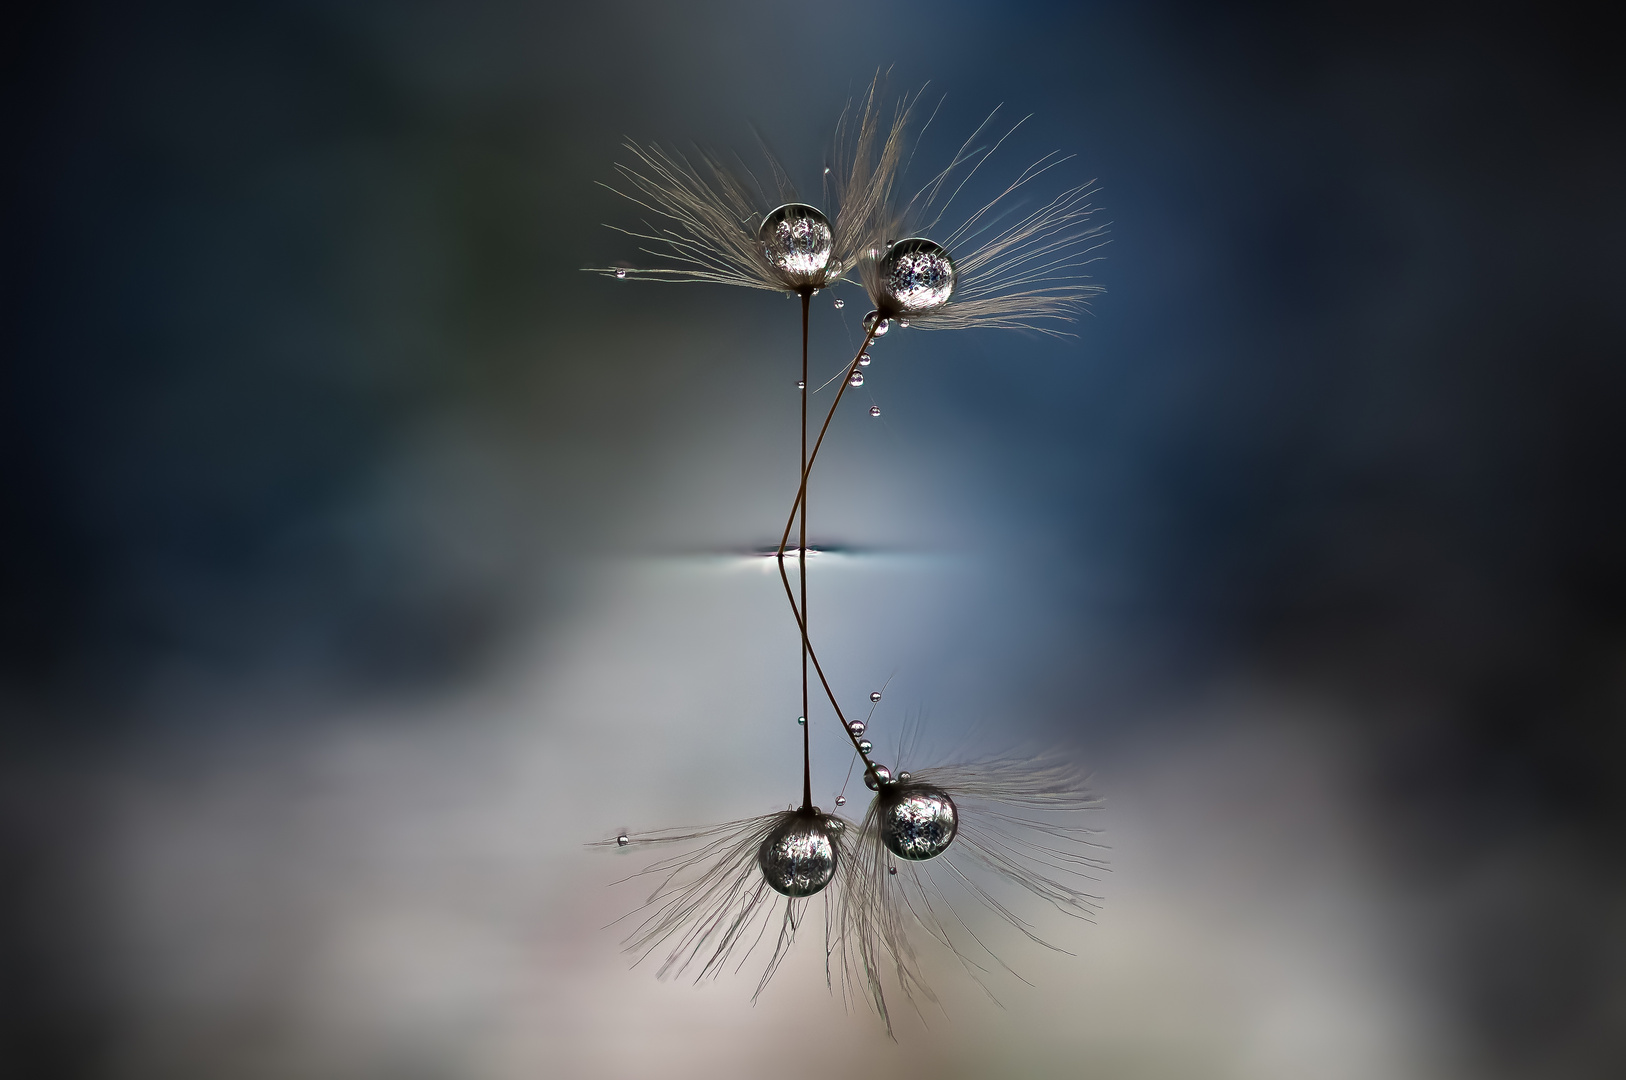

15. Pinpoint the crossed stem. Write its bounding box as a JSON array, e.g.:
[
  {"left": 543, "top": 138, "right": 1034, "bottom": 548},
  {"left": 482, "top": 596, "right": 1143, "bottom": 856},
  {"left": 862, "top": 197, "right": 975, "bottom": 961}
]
[{"left": 777, "top": 317, "right": 883, "bottom": 798}]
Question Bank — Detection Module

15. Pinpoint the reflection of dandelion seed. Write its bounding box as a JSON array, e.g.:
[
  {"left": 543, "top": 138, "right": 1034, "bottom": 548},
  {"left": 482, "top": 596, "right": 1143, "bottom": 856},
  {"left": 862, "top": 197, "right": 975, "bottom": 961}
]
[
  {"left": 850, "top": 753, "right": 1107, "bottom": 1008},
  {"left": 598, "top": 809, "right": 853, "bottom": 997}
]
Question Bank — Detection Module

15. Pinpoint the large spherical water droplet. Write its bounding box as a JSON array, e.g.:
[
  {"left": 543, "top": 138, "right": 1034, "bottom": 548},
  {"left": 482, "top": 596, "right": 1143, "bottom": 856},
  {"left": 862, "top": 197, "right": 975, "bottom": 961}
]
[
  {"left": 849, "top": 371, "right": 864, "bottom": 387},
  {"left": 833, "top": 298, "right": 845, "bottom": 309},
  {"left": 870, "top": 691, "right": 882, "bottom": 702},
  {"left": 870, "top": 406, "right": 881, "bottom": 417},
  {"left": 864, "top": 764, "right": 893, "bottom": 790},
  {"left": 847, "top": 719, "right": 866, "bottom": 736},
  {"left": 797, "top": 715, "right": 806, "bottom": 725},
  {"left": 756, "top": 813, "right": 839, "bottom": 897},
  {"left": 877, "top": 238, "right": 955, "bottom": 314},
  {"left": 758, "top": 203, "right": 833, "bottom": 286},
  {"left": 863, "top": 311, "right": 890, "bottom": 335},
  {"left": 616, "top": 833, "right": 630, "bottom": 846},
  {"left": 857, "top": 739, "right": 873, "bottom": 753},
  {"left": 834, "top": 794, "right": 846, "bottom": 806},
  {"left": 879, "top": 784, "right": 958, "bottom": 861},
  {"left": 858, "top": 352, "right": 871, "bottom": 366}
]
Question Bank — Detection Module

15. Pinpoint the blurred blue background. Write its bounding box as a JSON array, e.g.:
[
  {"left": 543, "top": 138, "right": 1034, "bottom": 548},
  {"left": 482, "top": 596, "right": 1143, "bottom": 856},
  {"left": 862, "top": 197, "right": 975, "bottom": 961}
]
[{"left": 3, "top": 2, "right": 1622, "bottom": 1077}]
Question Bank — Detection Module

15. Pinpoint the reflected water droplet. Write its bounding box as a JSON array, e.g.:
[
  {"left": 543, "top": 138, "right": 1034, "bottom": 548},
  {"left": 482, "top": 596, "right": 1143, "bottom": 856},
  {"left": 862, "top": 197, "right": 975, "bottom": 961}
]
[
  {"left": 863, "top": 311, "right": 890, "bottom": 335},
  {"left": 870, "top": 691, "right": 883, "bottom": 702},
  {"left": 849, "top": 371, "right": 864, "bottom": 387},
  {"left": 833, "top": 298, "right": 845, "bottom": 309},
  {"left": 756, "top": 813, "right": 839, "bottom": 897},
  {"left": 889, "top": 865, "right": 898, "bottom": 875},
  {"left": 796, "top": 380, "right": 805, "bottom": 389},
  {"left": 858, "top": 739, "right": 873, "bottom": 753},
  {"left": 878, "top": 785, "right": 958, "bottom": 860},
  {"left": 617, "top": 834, "right": 630, "bottom": 846},
  {"left": 858, "top": 352, "right": 871, "bottom": 366},
  {"left": 870, "top": 406, "right": 881, "bottom": 417},
  {"left": 835, "top": 794, "right": 846, "bottom": 806},
  {"left": 847, "top": 720, "right": 866, "bottom": 736},
  {"left": 614, "top": 269, "right": 627, "bottom": 280},
  {"left": 898, "top": 771, "right": 911, "bottom": 781},
  {"left": 797, "top": 715, "right": 806, "bottom": 725}
]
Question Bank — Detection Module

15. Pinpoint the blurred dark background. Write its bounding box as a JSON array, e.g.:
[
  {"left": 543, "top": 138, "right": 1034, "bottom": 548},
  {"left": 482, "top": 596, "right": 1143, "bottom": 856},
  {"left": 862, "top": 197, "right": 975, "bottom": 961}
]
[{"left": 3, "top": 2, "right": 1622, "bottom": 1078}]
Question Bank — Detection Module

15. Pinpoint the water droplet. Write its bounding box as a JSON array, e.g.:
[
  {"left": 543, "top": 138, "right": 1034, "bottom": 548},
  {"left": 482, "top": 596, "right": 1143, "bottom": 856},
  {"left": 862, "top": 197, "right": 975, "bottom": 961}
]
[
  {"left": 889, "top": 865, "right": 898, "bottom": 875},
  {"left": 864, "top": 764, "right": 893, "bottom": 790},
  {"left": 878, "top": 784, "right": 958, "bottom": 860},
  {"left": 759, "top": 203, "right": 833, "bottom": 288},
  {"left": 849, "top": 371, "right": 864, "bottom": 387},
  {"left": 834, "top": 794, "right": 846, "bottom": 806},
  {"left": 858, "top": 739, "right": 873, "bottom": 753},
  {"left": 898, "top": 319, "right": 910, "bottom": 327},
  {"left": 823, "top": 166, "right": 831, "bottom": 175},
  {"left": 870, "top": 691, "right": 882, "bottom": 702},
  {"left": 847, "top": 719, "right": 866, "bottom": 736},
  {"left": 863, "top": 310, "right": 890, "bottom": 336},
  {"left": 756, "top": 812, "right": 839, "bottom": 897},
  {"left": 797, "top": 715, "right": 806, "bottom": 725},
  {"left": 858, "top": 352, "right": 871, "bottom": 366},
  {"left": 811, "top": 288, "right": 820, "bottom": 296},
  {"left": 616, "top": 833, "right": 629, "bottom": 846},
  {"left": 614, "top": 268, "right": 628, "bottom": 280},
  {"left": 833, "top": 298, "right": 845, "bottom": 309},
  {"left": 898, "top": 771, "right": 911, "bottom": 781},
  {"left": 796, "top": 380, "right": 805, "bottom": 389},
  {"left": 877, "top": 238, "right": 955, "bottom": 314},
  {"left": 870, "top": 406, "right": 881, "bottom": 417}
]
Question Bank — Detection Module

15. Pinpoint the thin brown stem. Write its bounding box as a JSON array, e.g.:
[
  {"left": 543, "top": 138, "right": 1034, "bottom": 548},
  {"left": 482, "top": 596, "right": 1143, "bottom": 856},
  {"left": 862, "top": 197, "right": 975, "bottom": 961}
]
[{"left": 799, "top": 292, "right": 811, "bottom": 811}]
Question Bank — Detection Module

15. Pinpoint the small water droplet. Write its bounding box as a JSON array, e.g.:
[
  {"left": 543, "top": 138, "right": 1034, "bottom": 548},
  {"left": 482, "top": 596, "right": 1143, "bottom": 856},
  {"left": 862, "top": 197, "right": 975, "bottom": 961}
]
[
  {"left": 614, "top": 269, "right": 627, "bottom": 280},
  {"left": 835, "top": 794, "right": 846, "bottom": 806},
  {"left": 811, "top": 288, "right": 820, "bottom": 296},
  {"left": 870, "top": 691, "right": 882, "bottom": 702},
  {"left": 898, "top": 772, "right": 911, "bottom": 781},
  {"left": 849, "top": 371, "right": 864, "bottom": 387},
  {"left": 797, "top": 715, "right": 806, "bottom": 726},
  {"left": 858, "top": 352, "right": 871, "bottom": 366},
  {"left": 847, "top": 720, "right": 866, "bottom": 736},
  {"left": 888, "top": 865, "right": 898, "bottom": 875},
  {"left": 863, "top": 311, "right": 890, "bottom": 336},
  {"left": 858, "top": 739, "right": 873, "bottom": 753},
  {"left": 617, "top": 834, "right": 629, "bottom": 846},
  {"left": 899, "top": 319, "right": 910, "bottom": 327},
  {"left": 865, "top": 764, "right": 893, "bottom": 789},
  {"left": 870, "top": 406, "right": 881, "bottom": 417},
  {"left": 796, "top": 380, "right": 805, "bottom": 389},
  {"left": 823, "top": 166, "right": 831, "bottom": 175},
  {"left": 833, "top": 298, "right": 845, "bottom": 309}
]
